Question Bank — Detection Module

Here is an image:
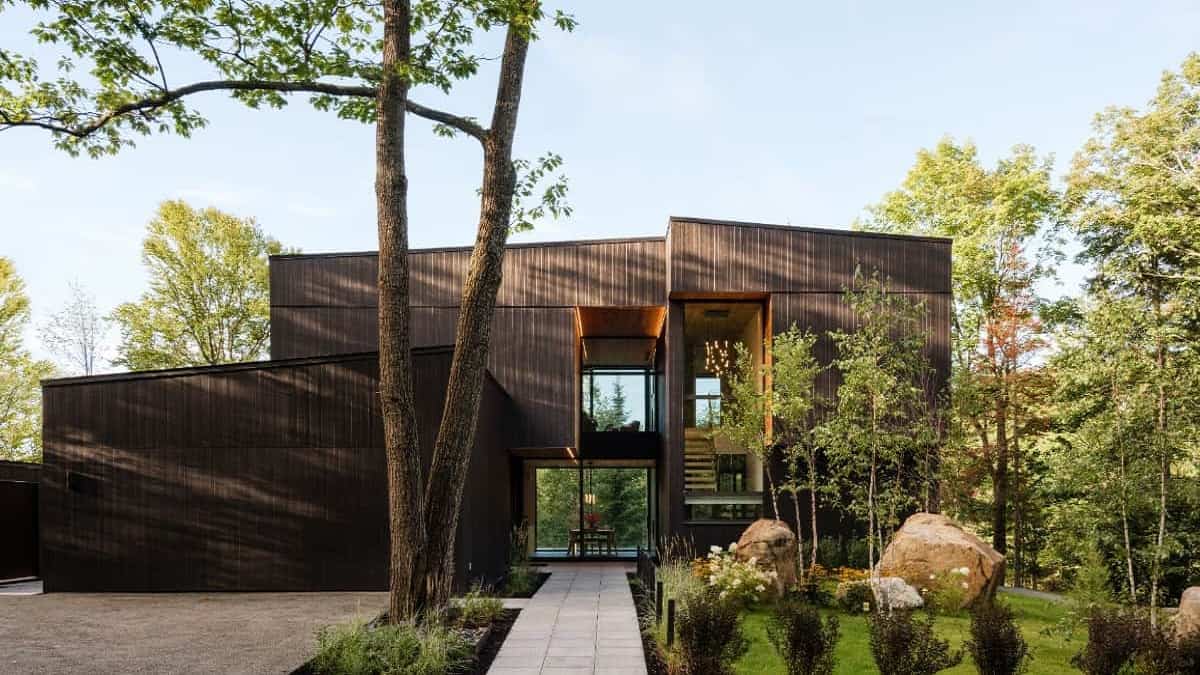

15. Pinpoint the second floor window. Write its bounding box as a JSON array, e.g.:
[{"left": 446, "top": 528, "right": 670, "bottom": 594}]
[{"left": 581, "top": 368, "right": 657, "bottom": 432}]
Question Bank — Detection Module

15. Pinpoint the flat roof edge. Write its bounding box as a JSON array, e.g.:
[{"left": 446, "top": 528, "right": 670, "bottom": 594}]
[
  {"left": 666, "top": 216, "right": 953, "bottom": 244},
  {"left": 41, "top": 347, "right": 456, "bottom": 387},
  {"left": 271, "top": 235, "right": 667, "bottom": 261}
]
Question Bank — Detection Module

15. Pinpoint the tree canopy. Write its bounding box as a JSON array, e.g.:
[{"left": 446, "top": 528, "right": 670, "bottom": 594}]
[
  {"left": 0, "top": 257, "right": 54, "bottom": 461},
  {"left": 111, "top": 200, "right": 286, "bottom": 369}
]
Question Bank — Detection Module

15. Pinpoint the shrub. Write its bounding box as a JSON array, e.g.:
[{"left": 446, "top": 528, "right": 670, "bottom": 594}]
[
  {"left": 311, "top": 619, "right": 473, "bottom": 675},
  {"left": 965, "top": 601, "right": 1030, "bottom": 675},
  {"left": 503, "top": 564, "right": 537, "bottom": 597},
  {"left": 868, "top": 610, "right": 963, "bottom": 675},
  {"left": 702, "top": 544, "right": 776, "bottom": 606},
  {"left": 675, "top": 587, "right": 749, "bottom": 675},
  {"left": 835, "top": 580, "right": 875, "bottom": 614},
  {"left": 919, "top": 568, "right": 970, "bottom": 614},
  {"left": 1070, "top": 607, "right": 1143, "bottom": 675},
  {"left": 457, "top": 583, "right": 504, "bottom": 629},
  {"left": 1131, "top": 622, "right": 1200, "bottom": 675},
  {"left": 766, "top": 597, "right": 840, "bottom": 675},
  {"left": 792, "top": 575, "right": 833, "bottom": 607}
]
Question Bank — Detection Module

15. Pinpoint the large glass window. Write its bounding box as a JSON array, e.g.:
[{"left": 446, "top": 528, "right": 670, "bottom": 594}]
[
  {"left": 681, "top": 302, "right": 765, "bottom": 522},
  {"left": 582, "top": 368, "right": 656, "bottom": 432},
  {"left": 533, "top": 464, "right": 651, "bottom": 556}
]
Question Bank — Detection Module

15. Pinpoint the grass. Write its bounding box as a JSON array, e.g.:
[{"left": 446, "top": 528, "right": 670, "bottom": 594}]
[
  {"left": 310, "top": 618, "right": 475, "bottom": 675},
  {"left": 732, "top": 592, "right": 1079, "bottom": 674}
]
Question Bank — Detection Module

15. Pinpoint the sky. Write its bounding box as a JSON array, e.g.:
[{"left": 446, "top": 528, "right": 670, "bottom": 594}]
[{"left": 2, "top": 0, "right": 1198, "bottom": 371}]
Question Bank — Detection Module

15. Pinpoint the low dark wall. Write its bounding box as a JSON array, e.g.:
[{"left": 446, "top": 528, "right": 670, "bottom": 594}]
[
  {"left": 40, "top": 349, "right": 513, "bottom": 592},
  {"left": 0, "top": 460, "right": 39, "bottom": 580}
]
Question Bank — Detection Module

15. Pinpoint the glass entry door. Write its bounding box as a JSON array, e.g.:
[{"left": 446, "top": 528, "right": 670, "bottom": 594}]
[{"left": 532, "top": 463, "right": 652, "bottom": 558}]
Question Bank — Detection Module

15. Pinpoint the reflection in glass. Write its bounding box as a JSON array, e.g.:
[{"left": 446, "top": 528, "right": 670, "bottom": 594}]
[{"left": 581, "top": 368, "right": 656, "bottom": 432}]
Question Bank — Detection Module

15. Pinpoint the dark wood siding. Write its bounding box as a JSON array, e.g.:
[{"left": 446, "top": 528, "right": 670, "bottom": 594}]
[
  {"left": 269, "top": 238, "right": 666, "bottom": 448},
  {"left": 0, "top": 461, "right": 39, "bottom": 580},
  {"left": 665, "top": 218, "right": 952, "bottom": 552},
  {"left": 667, "top": 218, "right": 951, "bottom": 295},
  {"left": 40, "top": 350, "right": 513, "bottom": 592}
]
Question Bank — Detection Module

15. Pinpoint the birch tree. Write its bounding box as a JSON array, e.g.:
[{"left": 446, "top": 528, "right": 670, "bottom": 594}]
[
  {"left": 39, "top": 280, "right": 107, "bottom": 375},
  {"left": 1064, "top": 52, "right": 1200, "bottom": 624}
]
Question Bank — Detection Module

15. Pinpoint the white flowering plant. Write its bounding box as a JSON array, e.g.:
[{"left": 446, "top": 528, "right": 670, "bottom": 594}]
[
  {"left": 700, "top": 543, "right": 776, "bottom": 606},
  {"left": 918, "top": 566, "right": 971, "bottom": 613}
]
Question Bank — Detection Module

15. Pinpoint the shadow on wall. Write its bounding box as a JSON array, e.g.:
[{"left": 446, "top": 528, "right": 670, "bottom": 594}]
[{"left": 40, "top": 350, "right": 514, "bottom": 592}]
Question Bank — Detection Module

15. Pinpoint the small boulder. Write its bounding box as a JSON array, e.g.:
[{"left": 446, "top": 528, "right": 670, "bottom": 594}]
[
  {"left": 735, "top": 519, "right": 797, "bottom": 594},
  {"left": 872, "top": 577, "right": 924, "bottom": 611},
  {"left": 1176, "top": 587, "right": 1200, "bottom": 640},
  {"left": 878, "top": 512, "right": 1005, "bottom": 607}
]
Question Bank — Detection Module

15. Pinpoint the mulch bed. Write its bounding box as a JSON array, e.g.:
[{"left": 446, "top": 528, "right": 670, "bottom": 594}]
[
  {"left": 468, "top": 608, "right": 519, "bottom": 674},
  {"left": 628, "top": 573, "right": 668, "bottom": 675}
]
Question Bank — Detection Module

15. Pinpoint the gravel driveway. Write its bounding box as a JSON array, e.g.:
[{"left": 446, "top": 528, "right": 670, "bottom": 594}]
[{"left": 0, "top": 590, "right": 387, "bottom": 674}]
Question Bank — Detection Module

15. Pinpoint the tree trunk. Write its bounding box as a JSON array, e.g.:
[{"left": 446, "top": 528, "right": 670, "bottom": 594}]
[
  {"left": 376, "top": 0, "right": 427, "bottom": 622},
  {"left": 1150, "top": 291, "right": 1168, "bottom": 628},
  {"left": 808, "top": 447, "right": 820, "bottom": 569},
  {"left": 1113, "top": 376, "right": 1137, "bottom": 603},
  {"left": 992, "top": 395, "right": 1009, "bottom": 556},
  {"left": 764, "top": 453, "right": 781, "bottom": 520},
  {"left": 791, "top": 484, "right": 805, "bottom": 583},
  {"left": 1012, "top": 409, "right": 1023, "bottom": 587},
  {"left": 420, "top": 24, "right": 530, "bottom": 609}
]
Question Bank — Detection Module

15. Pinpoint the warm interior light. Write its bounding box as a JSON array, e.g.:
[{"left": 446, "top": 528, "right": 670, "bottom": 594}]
[{"left": 704, "top": 339, "right": 733, "bottom": 377}]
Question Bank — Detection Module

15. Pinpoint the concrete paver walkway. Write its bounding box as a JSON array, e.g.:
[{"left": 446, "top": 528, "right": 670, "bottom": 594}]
[{"left": 489, "top": 562, "right": 645, "bottom": 675}]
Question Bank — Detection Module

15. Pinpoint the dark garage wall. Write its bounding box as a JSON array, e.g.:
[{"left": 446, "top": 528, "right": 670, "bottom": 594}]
[
  {"left": 40, "top": 349, "right": 513, "bottom": 592},
  {"left": 0, "top": 460, "right": 40, "bottom": 581}
]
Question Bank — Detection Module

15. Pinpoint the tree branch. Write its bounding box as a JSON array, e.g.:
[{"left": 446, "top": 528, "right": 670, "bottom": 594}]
[
  {"left": 1, "top": 77, "right": 487, "bottom": 143},
  {"left": 404, "top": 99, "right": 487, "bottom": 142},
  {"left": 1, "top": 79, "right": 374, "bottom": 138}
]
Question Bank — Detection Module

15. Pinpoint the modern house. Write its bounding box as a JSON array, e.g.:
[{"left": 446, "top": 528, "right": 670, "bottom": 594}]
[{"left": 38, "top": 217, "right": 950, "bottom": 592}]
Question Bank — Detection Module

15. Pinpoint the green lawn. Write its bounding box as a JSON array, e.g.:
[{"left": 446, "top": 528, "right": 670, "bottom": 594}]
[{"left": 732, "top": 593, "right": 1079, "bottom": 675}]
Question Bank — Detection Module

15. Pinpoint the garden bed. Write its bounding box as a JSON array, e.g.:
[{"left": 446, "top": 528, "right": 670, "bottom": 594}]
[
  {"left": 632, "top": 567, "right": 1081, "bottom": 674},
  {"left": 291, "top": 607, "right": 520, "bottom": 675},
  {"left": 628, "top": 573, "right": 668, "bottom": 675},
  {"left": 503, "top": 569, "right": 550, "bottom": 598}
]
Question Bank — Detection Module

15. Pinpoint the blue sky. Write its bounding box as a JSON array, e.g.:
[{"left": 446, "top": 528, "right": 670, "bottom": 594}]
[{"left": 2, "top": 1, "right": 1198, "bottom": 369}]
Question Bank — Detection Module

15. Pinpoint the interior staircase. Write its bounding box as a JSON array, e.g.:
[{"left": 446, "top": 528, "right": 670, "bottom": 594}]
[{"left": 684, "top": 427, "right": 717, "bottom": 492}]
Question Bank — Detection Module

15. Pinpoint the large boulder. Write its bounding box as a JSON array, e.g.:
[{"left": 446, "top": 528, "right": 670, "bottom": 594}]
[
  {"left": 878, "top": 512, "right": 1005, "bottom": 608},
  {"left": 734, "top": 519, "right": 797, "bottom": 594},
  {"left": 872, "top": 577, "right": 925, "bottom": 611},
  {"left": 1176, "top": 587, "right": 1200, "bottom": 640}
]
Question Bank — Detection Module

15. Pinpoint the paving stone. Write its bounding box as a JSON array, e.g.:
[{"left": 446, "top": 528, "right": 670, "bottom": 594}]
[{"left": 488, "top": 562, "right": 645, "bottom": 674}]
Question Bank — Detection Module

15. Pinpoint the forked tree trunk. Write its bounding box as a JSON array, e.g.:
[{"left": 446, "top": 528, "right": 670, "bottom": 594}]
[
  {"left": 420, "top": 25, "right": 530, "bottom": 610},
  {"left": 376, "top": 0, "right": 428, "bottom": 621}
]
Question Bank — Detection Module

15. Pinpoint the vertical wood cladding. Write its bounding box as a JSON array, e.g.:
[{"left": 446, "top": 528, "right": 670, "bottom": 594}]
[
  {"left": 40, "top": 350, "right": 513, "bottom": 592},
  {"left": 270, "top": 238, "right": 667, "bottom": 448},
  {"left": 0, "top": 460, "right": 39, "bottom": 580},
  {"left": 665, "top": 218, "right": 952, "bottom": 553}
]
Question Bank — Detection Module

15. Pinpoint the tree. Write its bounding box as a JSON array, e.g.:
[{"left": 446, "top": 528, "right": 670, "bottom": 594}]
[
  {"left": 713, "top": 341, "right": 781, "bottom": 519},
  {"left": 1064, "top": 52, "right": 1200, "bottom": 625},
  {"left": 770, "top": 326, "right": 824, "bottom": 570},
  {"left": 859, "top": 138, "right": 1060, "bottom": 561},
  {"left": 0, "top": 258, "right": 54, "bottom": 461},
  {"left": 819, "top": 269, "right": 930, "bottom": 575},
  {"left": 1, "top": 0, "right": 573, "bottom": 617},
  {"left": 39, "top": 280, "right": 107, "bottom": 376},
  {"left": 110, "top": 201, "right": 284, "bottom": 369},
  {"left": 592, "top": 379, "right": 629, "bottom": 431}
]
